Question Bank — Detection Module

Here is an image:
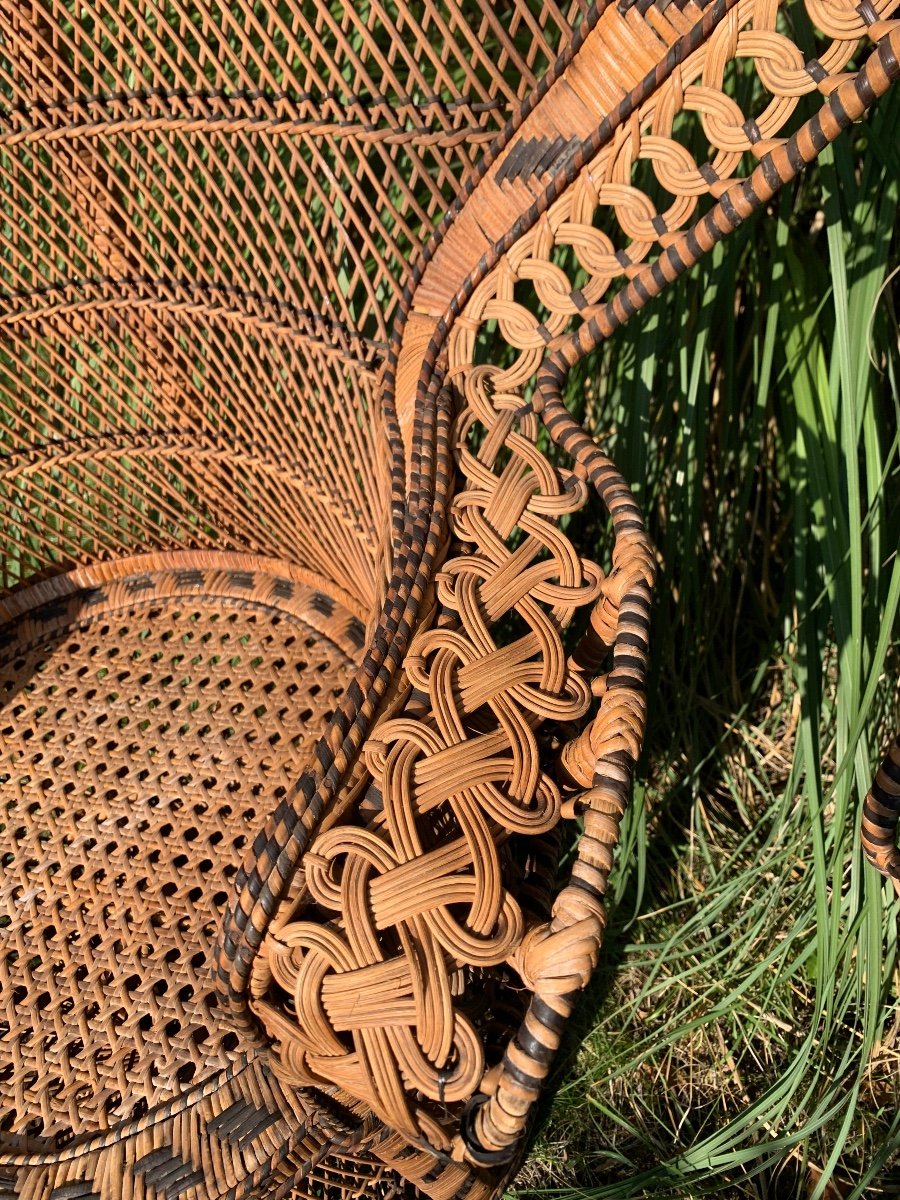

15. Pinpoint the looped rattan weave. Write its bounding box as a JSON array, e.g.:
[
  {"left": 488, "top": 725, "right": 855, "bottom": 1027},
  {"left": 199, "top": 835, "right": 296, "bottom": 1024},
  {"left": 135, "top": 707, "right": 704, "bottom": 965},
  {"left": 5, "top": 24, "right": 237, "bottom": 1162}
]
[{"left": 1, "top": 1, "right": 899, "bottom": 1197}]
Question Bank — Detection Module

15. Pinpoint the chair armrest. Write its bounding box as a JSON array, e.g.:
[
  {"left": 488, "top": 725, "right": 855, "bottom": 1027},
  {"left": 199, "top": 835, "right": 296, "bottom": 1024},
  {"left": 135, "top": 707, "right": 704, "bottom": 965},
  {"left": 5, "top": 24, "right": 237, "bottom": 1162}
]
[{"left": 218, "top": 9, "right": 900, "bottom": 1191}]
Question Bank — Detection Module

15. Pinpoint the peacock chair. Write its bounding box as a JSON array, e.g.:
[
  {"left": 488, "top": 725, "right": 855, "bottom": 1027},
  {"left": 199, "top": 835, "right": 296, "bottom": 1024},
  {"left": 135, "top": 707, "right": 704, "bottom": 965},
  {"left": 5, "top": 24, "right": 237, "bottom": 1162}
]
[{"left": 0, "top": 1, "right": 898, "bottom": 1197}]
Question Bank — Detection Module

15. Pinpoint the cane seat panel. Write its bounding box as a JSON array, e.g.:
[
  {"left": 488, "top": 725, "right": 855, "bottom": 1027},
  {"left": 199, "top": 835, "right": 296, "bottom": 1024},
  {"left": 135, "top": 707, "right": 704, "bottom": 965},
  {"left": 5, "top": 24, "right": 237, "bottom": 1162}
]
[{"left": 0, "top": 556, "right": 360, "bottom": 1143}]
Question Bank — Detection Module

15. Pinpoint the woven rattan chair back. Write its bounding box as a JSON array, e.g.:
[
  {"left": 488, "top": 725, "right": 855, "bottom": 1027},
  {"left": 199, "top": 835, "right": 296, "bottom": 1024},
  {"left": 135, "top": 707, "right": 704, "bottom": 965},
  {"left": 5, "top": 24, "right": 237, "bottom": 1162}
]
[{"left": 1, "top": 2, "right": 898, "bottom": 1197}]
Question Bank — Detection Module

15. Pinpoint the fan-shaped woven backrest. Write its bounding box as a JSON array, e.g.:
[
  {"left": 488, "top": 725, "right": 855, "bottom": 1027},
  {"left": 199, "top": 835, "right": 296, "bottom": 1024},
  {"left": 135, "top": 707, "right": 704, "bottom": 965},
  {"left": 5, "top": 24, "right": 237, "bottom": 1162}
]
[{"left": 0, "top": 2, "right": 589, "bottom": 607}]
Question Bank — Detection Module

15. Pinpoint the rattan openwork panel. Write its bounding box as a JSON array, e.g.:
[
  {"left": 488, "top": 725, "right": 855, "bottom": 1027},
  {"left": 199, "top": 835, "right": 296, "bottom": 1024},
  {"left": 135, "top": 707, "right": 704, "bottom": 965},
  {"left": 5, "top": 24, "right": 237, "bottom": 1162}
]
[{"left": 0, "top": 0, "right": 898, "bottom": 1197}]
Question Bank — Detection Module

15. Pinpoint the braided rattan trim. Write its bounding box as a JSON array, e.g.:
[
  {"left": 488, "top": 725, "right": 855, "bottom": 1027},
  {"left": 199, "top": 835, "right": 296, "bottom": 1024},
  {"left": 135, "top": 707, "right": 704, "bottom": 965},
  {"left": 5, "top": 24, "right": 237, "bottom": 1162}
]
[
  {"left": 0, "top": 89, "right": 508, "bottom": 148},
  {"left": 0, "top": 1057, "right": 370, "bottom": 1200}
]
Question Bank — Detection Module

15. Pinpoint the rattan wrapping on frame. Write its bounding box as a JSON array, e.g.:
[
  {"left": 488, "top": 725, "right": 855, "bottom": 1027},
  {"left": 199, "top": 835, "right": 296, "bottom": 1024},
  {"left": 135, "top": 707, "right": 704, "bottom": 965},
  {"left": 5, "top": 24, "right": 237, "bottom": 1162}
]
[{"left": 0, "top": 1, "right": 898, "bottom": 1197}]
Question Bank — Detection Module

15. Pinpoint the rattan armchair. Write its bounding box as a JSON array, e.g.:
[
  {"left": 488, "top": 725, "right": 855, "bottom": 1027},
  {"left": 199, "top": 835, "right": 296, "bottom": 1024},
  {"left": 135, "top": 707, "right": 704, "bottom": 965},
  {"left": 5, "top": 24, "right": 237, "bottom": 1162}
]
[{"left": 0, "top": 1, "right": 898, "bottom": 1197}]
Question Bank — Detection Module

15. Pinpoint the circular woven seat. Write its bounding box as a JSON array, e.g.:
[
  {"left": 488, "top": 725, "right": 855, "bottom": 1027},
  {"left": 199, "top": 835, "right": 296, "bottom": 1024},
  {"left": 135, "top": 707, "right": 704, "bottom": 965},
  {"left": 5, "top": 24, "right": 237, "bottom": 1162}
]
[{"left": 0, "top": 554, "right": 362, "bottom": 1146}]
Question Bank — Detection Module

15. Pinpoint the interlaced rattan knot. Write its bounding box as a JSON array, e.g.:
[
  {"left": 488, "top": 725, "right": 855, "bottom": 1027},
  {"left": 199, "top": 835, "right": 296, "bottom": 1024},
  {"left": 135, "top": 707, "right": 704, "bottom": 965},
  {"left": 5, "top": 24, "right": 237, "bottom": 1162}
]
[{"left": 510, "top": 916, "right": 604, "bottom": 995}]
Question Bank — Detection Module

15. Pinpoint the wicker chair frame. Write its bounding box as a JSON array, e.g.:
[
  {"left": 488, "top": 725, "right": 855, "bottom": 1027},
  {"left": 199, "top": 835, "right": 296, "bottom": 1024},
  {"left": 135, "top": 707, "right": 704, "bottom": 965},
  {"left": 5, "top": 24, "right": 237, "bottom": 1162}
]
[{"left": 0, "top": 1, "right": 898, "bottom": 1196}]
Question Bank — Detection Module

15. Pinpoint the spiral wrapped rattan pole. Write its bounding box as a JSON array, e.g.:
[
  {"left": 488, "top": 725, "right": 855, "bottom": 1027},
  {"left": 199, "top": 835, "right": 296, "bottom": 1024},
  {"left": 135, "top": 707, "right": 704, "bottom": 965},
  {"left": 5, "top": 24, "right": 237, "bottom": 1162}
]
[{"left": 862, "top": 734, "right": 900, "bottom": 894}]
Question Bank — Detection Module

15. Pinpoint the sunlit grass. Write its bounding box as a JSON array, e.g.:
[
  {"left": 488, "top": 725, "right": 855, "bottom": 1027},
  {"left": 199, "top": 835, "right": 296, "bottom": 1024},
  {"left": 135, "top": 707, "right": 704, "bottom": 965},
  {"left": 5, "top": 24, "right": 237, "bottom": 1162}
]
[{"left": 515, "top": 88, "right": 900, "bottom": 1199}]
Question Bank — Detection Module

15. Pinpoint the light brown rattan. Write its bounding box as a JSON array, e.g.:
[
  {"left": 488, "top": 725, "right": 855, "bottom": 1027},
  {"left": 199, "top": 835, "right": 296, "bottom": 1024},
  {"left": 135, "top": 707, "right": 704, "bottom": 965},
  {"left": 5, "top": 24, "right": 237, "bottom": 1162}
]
[{"left": 0, "top": 1, "right": 898, "bottom": 1197}]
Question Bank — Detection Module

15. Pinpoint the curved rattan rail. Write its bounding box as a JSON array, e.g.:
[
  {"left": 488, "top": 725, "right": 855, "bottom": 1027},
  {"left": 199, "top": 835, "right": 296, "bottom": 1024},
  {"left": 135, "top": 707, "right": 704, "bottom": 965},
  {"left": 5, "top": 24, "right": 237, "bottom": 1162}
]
[{"left": 0, "top": 0, "right": 898, "bottom": 1197}]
